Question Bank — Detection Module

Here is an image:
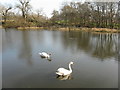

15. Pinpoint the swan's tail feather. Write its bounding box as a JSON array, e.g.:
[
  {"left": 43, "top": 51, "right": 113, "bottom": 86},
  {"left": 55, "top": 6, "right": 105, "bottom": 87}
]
[
  {"left": 39, "top": 53, "right": 42, "bottom": 55},
  {"left": 56, "top": 71, "right": 64, "bottom": 76}
]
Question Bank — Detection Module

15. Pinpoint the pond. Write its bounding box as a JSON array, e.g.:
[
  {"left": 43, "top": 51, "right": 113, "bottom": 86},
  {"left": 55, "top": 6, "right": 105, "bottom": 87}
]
[{"left": 2, "top": 28, "right": 119, "bottom": 88}]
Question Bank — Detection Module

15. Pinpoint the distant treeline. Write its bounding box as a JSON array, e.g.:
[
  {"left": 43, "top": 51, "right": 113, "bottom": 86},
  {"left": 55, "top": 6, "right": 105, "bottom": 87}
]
[
  {"left": 1, "top": 0, "right": 120, "bottom": 29},
  {"left": 51, "top": 2, "right": 120, "bottom": 29}
]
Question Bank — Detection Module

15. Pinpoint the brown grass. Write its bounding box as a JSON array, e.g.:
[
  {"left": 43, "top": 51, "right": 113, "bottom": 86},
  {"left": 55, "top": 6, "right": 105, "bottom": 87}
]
[
  {"left": 17, "top": 26, "right": 120, "bottom": 33},
  {"left": 17, "top": 27, "right": 44, "bottom": 30},
  {"left": 91, "top": 28, "right": 119, "bottom": 33}
]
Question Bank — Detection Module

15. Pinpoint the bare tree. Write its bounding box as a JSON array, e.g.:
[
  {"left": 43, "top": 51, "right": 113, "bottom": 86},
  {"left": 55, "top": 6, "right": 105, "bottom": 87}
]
[
  {"left": 36, "top": 9, "right": 43, "bottom": 17},
  {"left": 0, "top": 5, "right": 12, "bottom": 24},
  {"left": 16, "top": 0, "right": 31, "bottom": 19}
]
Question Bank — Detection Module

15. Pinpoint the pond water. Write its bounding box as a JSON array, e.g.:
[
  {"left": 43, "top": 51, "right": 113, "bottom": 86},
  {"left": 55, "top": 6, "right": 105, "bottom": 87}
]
[{"left": 2, "top": 28, "right": 119, "bottom": 88}]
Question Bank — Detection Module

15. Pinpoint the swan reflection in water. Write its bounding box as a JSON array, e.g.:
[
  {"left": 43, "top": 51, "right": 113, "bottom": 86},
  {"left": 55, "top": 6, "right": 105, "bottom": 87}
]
[
  {"left": 56, "top": 74, "right": 72, "bottom": 81},
  {"left": 40, "top": 56, "right": 52, "bottom": 61}
]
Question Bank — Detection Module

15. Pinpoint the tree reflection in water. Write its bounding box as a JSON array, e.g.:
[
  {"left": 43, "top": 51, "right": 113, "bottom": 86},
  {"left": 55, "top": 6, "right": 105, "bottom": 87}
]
[
  {"left": 61, "top": 31, "right": 118, "bottom": 61},
  {"left": 91, "top": 33, "right": 118, "bottom": 60},
  {"left": 18, "top": 31, "right": 33, "bottom": 66}
]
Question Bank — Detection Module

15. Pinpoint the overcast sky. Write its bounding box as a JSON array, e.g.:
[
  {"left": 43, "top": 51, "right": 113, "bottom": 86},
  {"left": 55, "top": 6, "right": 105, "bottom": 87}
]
[{"left": 0, "top": 0, "right": 83, "bottom": 17}]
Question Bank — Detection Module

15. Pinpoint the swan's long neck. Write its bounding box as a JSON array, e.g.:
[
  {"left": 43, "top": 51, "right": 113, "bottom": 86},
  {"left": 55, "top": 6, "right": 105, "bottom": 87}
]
[{"left": 69, "top": 63, "right": 72, "bottom": 72}]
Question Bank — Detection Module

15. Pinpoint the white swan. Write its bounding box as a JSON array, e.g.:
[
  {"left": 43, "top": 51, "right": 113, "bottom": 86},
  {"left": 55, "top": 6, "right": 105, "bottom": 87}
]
[
  {"left": 39, "top": 52, "right": 51, "bottom": 59},
  {"left": 56, "top": 62, "right": 74, "bottom": 76}
]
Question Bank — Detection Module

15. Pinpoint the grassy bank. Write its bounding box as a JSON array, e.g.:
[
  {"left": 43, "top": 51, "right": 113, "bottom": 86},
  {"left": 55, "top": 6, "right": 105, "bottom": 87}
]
[
  {"left": 0, "top": 26, "right": 2, "bottom": 29},
  {"left": 17, "top": 26, "right": 120, "bottom": 33}
]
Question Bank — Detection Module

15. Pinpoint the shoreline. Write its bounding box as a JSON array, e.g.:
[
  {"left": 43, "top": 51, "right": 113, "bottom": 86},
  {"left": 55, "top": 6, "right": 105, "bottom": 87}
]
[
  {"left": 1, "top": 26, "right": 119, "bottom": 33},
  {"left": 17, "top": 26, "right": 120, "bottom": 33},
  {"left": 0, "top": 26, "right": 3, "bottom": 29}
]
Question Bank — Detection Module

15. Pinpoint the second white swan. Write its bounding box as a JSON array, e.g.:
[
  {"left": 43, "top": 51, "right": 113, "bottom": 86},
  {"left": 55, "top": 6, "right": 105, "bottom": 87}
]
[{"left": 39, "top": 52, "right": 51, "bottom": 59}]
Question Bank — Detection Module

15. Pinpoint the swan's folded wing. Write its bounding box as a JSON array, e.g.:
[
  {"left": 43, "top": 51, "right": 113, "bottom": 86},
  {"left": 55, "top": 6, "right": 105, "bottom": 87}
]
[
  {"left": 57, "top": 68, "right": 70, "bottom": 73},
  {"left": 42, "top": 52, "right": 48, "bottom": 55}
]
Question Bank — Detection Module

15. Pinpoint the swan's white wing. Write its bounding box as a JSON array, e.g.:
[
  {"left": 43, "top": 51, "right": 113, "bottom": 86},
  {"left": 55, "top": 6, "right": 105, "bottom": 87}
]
[
  {"left": 41, "top": 52, "right": 47, "bottom": 56},
  {"left": 56, "top": 68, "right": 70, "bottom": 75},
  {"left": 39, "top": 52, "right": 49, "bottom": 57},
  {"left": 57, "top": 68, "right": 69, "bottom": 72}
]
